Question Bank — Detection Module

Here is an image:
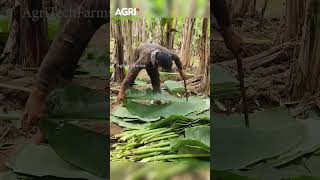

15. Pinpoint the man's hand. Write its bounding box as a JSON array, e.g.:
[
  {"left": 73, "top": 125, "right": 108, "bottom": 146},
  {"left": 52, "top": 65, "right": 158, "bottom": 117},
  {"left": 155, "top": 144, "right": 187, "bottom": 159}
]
[
  {"left": 178, "top": 69, "right": 186, "bottom": 80},
  {"left": 22, "top": 88, "right": 47, "bottom": 132},
  {"left": 116, "top": 89, "right": 126, "bottom": 103},
  {"left": 221, "top": 27, "right": 243, "bottom": 55}
]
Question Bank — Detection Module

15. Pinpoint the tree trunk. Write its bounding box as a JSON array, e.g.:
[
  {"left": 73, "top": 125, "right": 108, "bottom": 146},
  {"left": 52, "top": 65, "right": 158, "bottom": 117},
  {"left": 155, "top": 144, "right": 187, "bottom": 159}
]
[
  {"left": 141, "top": 18, "right": 147, "bottom": 42},
  {"left": 277, "top": 0, "right": 306, "bottom": 44},
  {"left": 288, "top": 0, "right": 320, "bottom": 100},
  {"left": 181, "top": 18, "right": 195, "bottom": 67},
  {"left": 0, "top": 1, "right": 20, "bottom": 64},
  {"left": 164, "top": 18, "right": 177, "bottom": 50},
  {"left": 200, "top": 46, "right": 210, "bottom": 94},
  {"left": 1, "top": 0, "right": 49, "bottom": 67},
  {"left": 232, "top": 0, "right": 256, "bottom": 18},
  {"left": 112, "top": 20, "right": 125, "bottom": 83},
  {"left": 197, "top": 18, "right": 209, "bottom": 76},
  {"left": 123, "top": 20, "right": 134, "bottom": 65},
  {"left": 20, "top": 0, "right": 48, "bottom": 67}
]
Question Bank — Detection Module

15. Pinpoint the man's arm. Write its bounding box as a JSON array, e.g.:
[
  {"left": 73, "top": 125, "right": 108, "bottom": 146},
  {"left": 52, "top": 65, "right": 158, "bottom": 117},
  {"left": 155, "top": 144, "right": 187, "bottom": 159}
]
[
  {"left": 22, "top": 0, "right": 107, "bottom": 131},
  {"left": 212, "top": 0, "right": 242, "bottom": 55},
  {"left": 171, "top": 53, "right": 186, "bottom": 79},
  {"left": 212, "top": 0, "right": 232, "bottom": 30},
  {"left": 117, "top": 61, "right": 144, "bottom": 102},
  {"left": 36, "top": 0, "right": 107, "bottom": 94}
]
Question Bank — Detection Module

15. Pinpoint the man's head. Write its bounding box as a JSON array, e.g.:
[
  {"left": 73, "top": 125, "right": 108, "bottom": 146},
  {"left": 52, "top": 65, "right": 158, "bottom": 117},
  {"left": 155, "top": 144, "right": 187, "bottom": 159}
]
[{"left": 156, "top": 51, "right": 173, "bottom": 72}]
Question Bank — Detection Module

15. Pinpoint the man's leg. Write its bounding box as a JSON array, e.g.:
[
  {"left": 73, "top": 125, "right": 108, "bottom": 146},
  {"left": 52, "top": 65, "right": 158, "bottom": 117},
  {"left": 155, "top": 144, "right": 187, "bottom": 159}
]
[{"left": 146, "top": 68, "right": 161, "bottom": 93}]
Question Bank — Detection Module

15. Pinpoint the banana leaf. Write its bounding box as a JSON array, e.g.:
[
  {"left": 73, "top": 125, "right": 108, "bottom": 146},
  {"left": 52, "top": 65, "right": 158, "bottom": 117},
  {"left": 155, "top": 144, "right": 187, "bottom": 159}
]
[
  {"left": 111, "top": 116, "right": 150, "bottom": 129},
  {"left": 185, "top": 126, "right": 210, "bottom": 147},
  {"left": 124, "top": 96, "right": 209, "bottom": 119},
  {"left": 150, "top": 115, "right": 195, "bottom": 129},
  {"left": 112, "top": 107, "right": 160, "bottom": 122},
  {"left": 212, "top": 124, "right": 305, "bottom": 170},
  {"left": 126, "top": 89, "right": 183, "bottom": 102},
  {"left": 164, "top": 80, "right": 185, "bottom": 93},
  {"left": 170, "top": 126, "right": 210, "bottom": 155},
  {"left": 39, "top": 119, "right": 107, "bottom": 178},
  {"left": 47, "top": 85, "right": 106, "bottom": 119},
  {"left": 211, "top": 64, "right": 240, "bottom": 97},
  {"left": 213, "top": 108, "right": 306, "bottom": 170},
  {"left": 7, "top": 144, "right": 103, "bottom": 180},
  {"left": 269, "top": 119, "right": 320, "bottom": 167}
]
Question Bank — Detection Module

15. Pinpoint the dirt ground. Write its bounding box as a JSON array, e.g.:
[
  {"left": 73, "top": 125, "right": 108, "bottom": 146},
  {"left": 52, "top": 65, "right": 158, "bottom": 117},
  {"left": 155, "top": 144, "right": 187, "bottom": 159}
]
[{"left": 212, "top": 17, "right": 294, "bottom": 114}]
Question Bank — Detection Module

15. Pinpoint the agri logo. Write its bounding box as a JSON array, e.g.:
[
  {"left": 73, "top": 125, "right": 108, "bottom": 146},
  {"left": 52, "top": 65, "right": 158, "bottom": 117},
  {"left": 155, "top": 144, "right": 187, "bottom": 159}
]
[{"left": 115, "top": 8, "right": 139, "bottom": 16}]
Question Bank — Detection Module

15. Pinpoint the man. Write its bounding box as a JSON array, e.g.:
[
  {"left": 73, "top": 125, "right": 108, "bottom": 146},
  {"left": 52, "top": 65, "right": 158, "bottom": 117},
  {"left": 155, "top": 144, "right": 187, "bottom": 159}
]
[
  {"left": 22, "top": 0, "right": 107, "bottom": 137},
  {"left": 117, "top": 43, "right": 186, "bottom": 102}
]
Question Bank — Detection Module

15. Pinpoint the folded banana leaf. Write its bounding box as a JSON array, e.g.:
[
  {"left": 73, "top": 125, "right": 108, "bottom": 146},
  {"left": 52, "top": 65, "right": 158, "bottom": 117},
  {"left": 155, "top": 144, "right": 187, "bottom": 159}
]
[
  {"left": 211, "top": 64, "right": 240, "bottom": 97},
  {"left": 164, "top": 80, "right": 185, "bottom": 93}
]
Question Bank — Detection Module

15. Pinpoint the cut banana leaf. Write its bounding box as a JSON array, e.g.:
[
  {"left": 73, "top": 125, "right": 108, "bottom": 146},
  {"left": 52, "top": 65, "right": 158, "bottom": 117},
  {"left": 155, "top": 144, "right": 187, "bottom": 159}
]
[
  {"left": 126, "top": 89, "right": 183, "bottom": 102},
  {"left": 150, "top": 115, "right": 198, "bottom": 129},
  {"left": 124, "top": 97, "right": 209, "bottom": 119},
  {"left": 185, "top": 126, "right": 210, "bottom": 147},
  {"left": 211, "top": 64, "right": 241, "bottom": 97},
  {"left": 111, "top": 116, "right": 150, "bottom": 129},
  {"left": 47, "top": 85, "right": 106, "bottom": 119},
  {"left": 212, "top": 64, "right": 238, "bottom": 85},
  {"left": 39, "top": 119, "right": 107, "bottom": 178},
  {"left": 269, "top": 120, "right": 320, "bottom": 167},
  {"left": 112, "top": 107, "right": 160, "bottom": 122},
  {"left": 214, "top": 107, "right": 300, "bottom": 129},
  {"left": 164, "top": 80, "right": 185, "bottom": 93},
  {"left": 7, "top": 144, "right": 103, "bottom": 180},
  {"left": 212, "top": 124, "right": 305, "bottom": 170},
  {"left": 236, "top": 164, "right": 311, "bottom": 180},
  {"left": 171, "top": 138, "right": 210, "bottom": 154}
]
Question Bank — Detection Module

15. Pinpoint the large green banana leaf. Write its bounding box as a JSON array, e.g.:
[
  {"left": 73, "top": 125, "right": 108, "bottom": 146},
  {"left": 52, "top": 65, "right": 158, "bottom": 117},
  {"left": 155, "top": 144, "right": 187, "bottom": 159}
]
[
  {"left": 39, "top": 119, "right": 107, "bottom": 178},
  {"left": 6, "top": 144, "right": 103, "bottom": 180},
  {"left": 123, "top": 96, "right": 209, "bottom": 119},
  {"left": 212, "top": 108, "right": 306, "bottom": 170}
]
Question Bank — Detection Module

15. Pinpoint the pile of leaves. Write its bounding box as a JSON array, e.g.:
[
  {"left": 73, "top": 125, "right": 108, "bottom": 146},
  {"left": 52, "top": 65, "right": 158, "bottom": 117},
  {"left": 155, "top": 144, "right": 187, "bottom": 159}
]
[
  {"left": 111, "top": 87, "right": 210, "bottom": 162},
  {"left": 212, "top": 64, "right": 320, "bottom": 180}
]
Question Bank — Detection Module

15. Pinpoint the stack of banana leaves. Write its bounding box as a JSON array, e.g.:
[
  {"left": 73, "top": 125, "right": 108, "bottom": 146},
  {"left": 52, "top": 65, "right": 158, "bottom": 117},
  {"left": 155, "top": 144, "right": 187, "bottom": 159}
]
[
  {"left": 211, "top": 64, "right": 240, "bottom": 98},
  {"left": 212, "top": 106, "right": 320, "bottom": 180},
  {"left": 0, "top": 85, "right": 107, "bottom": 180},
  {"left": 111, "top": 88, "right": 210, "bottom": 162}
]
